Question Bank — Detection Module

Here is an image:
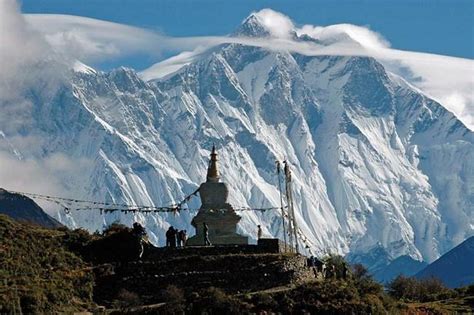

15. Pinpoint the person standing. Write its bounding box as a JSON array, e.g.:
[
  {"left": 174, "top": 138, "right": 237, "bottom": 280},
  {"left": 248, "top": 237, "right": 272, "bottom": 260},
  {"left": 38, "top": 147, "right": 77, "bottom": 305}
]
[
  {"left": 257, "top": 225, "right": 263, "bottom": 240},
  {"left": 132, "top": 222, "right": 146, "bottom": 259},
  {"left": 178, "top": 230, "right": 188, "bottom": 247},
  {"left": 314, "top": 257, "right": 324, "bottom": 274},
  {"left": 166, "top": 226, "right": 175, "bottom": 247},
  {"left": 170, "top": 227, "right": 177, "bottom": 248},
  {"left": 176, "top": 230, "right": 181, "bottom": 247},
  {"left": 203, "top": 222, "right": 211, "bottom": 246}
]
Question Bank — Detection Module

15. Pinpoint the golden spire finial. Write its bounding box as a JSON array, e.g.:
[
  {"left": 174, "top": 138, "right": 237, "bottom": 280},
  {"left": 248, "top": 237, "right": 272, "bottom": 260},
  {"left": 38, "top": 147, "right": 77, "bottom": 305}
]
[{"left": 206, "top": 144, "right": 219, "bottom": 182}]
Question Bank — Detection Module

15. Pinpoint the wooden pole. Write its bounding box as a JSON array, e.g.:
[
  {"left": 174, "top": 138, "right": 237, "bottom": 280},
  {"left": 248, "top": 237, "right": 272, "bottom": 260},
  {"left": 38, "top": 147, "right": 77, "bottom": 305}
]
[
  {"left": 276, "top": 161, "right": 288, "bottom": 253},
  {"left": 284, "top": 161, "right": 299, "bottom": 254}
]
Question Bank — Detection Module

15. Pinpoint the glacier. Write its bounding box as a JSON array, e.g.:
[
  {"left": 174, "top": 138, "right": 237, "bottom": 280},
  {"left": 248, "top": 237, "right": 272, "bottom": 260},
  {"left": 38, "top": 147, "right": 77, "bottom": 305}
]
[{"left": 0, "top": 12, "right": 473, "bottom": 272}]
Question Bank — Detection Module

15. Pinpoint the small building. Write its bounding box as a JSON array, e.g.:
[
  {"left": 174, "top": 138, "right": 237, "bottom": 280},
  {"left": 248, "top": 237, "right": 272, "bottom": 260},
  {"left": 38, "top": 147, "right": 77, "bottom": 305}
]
[{"left": 187, "top": 146, "right": 248, "bottom": 245}]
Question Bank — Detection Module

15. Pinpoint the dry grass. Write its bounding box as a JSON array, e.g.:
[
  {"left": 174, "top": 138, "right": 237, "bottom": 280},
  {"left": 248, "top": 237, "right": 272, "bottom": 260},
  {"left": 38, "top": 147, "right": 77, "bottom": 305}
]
[{"left": 0, "top": 215, "right": 95, "bottom": 313}]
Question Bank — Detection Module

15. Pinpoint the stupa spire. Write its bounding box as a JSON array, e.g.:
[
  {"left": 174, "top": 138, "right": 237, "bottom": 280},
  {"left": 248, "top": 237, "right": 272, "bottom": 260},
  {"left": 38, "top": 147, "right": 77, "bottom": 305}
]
[
  {"left": 187, "top": 143, "right": 248, "bottom": 245},
  {"left": 206, "top": 145, "right": 220, "bottom": 182}
]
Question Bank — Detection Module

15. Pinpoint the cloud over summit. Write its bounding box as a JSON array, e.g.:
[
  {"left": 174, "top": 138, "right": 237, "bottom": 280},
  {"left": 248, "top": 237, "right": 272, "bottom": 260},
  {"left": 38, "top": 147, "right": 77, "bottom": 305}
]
[
  {"left": 249, "top": 9, "right": 296, "bottom": 39},
  {"left": 298, "top": 23, "right": 390, "bottom": 50},
  {"left": 249, "top": 8, "right": 390, "bottom": 50}
]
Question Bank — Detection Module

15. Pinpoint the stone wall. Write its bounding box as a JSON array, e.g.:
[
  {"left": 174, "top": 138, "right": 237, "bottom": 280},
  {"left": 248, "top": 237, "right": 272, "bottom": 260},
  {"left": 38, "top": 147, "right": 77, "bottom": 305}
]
[{"left": 94, "top": 251, "right": 314, "bottom": 306}]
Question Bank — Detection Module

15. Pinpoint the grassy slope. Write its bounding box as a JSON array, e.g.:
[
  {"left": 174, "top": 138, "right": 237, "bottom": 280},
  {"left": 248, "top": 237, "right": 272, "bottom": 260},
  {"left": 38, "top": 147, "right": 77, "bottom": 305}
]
[
  {"left": 1, "top": 214, "right": 472, "bottom": 314},
  {"left": 231, "top": 281, "right": 474, "bottom": 314},
  {"left": 402, "top": 297, "right": 474, "bottom": 314},
  {"left": 0, "top": 215, "right": 94, "bottom": 313}
]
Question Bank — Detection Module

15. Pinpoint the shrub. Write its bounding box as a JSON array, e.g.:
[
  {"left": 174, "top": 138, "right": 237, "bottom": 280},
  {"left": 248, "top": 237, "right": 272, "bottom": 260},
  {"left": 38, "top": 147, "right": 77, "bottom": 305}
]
[
  {"left": 190, "top": 287, "right": 244, "bottom": 314},
  {"left": 81, "top": 223, "right": 140, "bottom": 263},
  {"left": 387, "top": 275, "right": 453, "bottom": 302},
  {"left": 62, "top": 228, "right": 94, "bottom": 253},
  {"left": 323, "top": 254, "right": 351, "bottom": 280},
  {"left": 160, "top": 285, "right": 185, "bottom": 314},
  {"left": 103, "top": 222, "right": 131, "bottom": 236},
  {"left": 251, "top": 292, "right": 278, "bottom": 312},
  {"left": 112, "top": 289, "right": 141, "bottom": 310},
  {"left": 422, "top": 277, "right": 453, "bottom": 300},
  {"left": 467, "top": 284, "right": 474, "bottom": 296},
  {"left": 388, "top": 275, "right": 416, "bottom": 301},
  {"left": 352, "top": 264, "right": 383, "bottom": 296}
]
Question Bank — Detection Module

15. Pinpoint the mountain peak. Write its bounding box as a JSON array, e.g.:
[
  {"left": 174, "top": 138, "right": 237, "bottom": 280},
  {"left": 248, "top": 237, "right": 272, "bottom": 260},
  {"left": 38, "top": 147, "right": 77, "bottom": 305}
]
[
  {"left": 234, "top": 9, "right": 296, "bottom": 39},
  {"left": 234, "top": 14, "right": 271, "bottom": 38}
]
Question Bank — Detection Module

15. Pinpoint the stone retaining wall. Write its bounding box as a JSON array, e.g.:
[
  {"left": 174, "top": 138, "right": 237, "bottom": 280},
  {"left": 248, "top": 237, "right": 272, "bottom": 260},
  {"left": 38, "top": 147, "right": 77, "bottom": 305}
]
[{"left": 94, "top": 252, "right": 313, "bottom": 306}]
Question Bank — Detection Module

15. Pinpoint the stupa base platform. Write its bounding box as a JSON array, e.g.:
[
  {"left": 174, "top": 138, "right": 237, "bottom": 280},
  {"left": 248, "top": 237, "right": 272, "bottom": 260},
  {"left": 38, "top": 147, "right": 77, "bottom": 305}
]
[
  {"left": 189, "top": 209, "right": 248, "bottom": 245},
  {"left": 187, "top": 233, "right": 248, "bottom": 246}
]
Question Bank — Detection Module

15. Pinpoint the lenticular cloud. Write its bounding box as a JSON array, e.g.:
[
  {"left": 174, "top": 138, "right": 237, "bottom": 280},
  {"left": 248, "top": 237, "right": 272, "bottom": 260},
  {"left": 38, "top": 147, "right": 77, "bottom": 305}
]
[{"left": 297, "top": 23, "right": 391, "bottom": 49}]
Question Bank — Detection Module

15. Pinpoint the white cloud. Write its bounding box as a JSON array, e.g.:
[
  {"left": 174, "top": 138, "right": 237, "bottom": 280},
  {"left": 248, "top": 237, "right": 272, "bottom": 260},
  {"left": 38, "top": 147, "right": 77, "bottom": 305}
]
[
  {"left": 0, "top": 0, "right": 70, "bottom": 136},
  {"left": 25, "top": 14, "right": 165, "bottom": 62},
  {"left": 0, "top": 130, "right": 95, "bottom": 213},
  {"left": 375, "top": 48, "right": 474, "bottom": 129},
  {"left": 0, "top": 1, "right": 93, "bottom": 204},
  {"left": 440, "top": 93, "right": 468, "bottom": 119},
  {"left": 252, "top": 8, "right": 295, "bottom": 38},
  {"left": 140, "top": 48, "right": 212, "bottom": 81},
  {"left": 0, "top": 0, "right": 63, "bottom": 100},
  {"left": 0, "top": 150, "right": 93, "bottom": 209},
  {"left": 297, "top": 23, "right": 390, "bottom": 49}
]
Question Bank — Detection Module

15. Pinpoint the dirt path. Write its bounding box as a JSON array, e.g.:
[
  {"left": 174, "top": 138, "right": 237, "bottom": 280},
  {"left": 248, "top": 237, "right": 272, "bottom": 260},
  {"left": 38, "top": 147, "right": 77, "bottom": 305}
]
[{"left": 236, "top": 278, "right": 321, "bottom": 297}]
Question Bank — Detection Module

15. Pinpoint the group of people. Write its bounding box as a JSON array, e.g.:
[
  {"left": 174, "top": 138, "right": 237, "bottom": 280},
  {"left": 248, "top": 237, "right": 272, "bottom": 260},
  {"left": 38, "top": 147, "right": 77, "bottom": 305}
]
[
  {"left": 306, "top": 255, "right": 325, "bottom": 277},
  {"left": 131, "top": 221, "right": 266, "bottom": 256},
  {"left": 142, "top": 222, "right": 262, "bottom": 249},
  {"left": 306, "top": 256, "right": 349, "bottom": 280},
  {"left": 166, "top": 226, "right": 188, "bottom": 248}
]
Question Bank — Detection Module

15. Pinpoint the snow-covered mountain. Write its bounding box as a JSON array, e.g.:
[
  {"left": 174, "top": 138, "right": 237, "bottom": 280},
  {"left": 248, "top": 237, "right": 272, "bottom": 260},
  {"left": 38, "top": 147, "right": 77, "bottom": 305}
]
[{"left": 1, "top": 13, "right": 473, "bottom": 268}]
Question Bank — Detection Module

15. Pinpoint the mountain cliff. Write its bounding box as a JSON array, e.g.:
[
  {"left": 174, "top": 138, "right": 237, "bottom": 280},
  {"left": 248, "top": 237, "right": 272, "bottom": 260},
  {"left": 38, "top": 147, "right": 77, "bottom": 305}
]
[
  {"left": 0, "top": 13, "right": 472, "bottom": 268},
  {"left": 416, "top": 236, "right": 474, "bottom": 288}
]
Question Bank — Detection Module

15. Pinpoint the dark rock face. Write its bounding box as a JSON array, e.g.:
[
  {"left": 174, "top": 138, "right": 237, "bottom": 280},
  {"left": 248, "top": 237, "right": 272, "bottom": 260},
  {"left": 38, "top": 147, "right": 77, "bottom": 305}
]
[
  {"left": 0, "top": 188, "right": 62, "bottom": 228},
  {"left": 416, "top": 236, "right": 474, "bottom": 288}
]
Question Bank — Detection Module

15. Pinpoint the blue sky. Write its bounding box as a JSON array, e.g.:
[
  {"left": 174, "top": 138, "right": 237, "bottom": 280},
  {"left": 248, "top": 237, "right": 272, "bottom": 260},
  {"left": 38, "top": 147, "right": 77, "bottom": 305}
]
[{"left": 22, "top": 0, "right": 474, "bottom": 67}]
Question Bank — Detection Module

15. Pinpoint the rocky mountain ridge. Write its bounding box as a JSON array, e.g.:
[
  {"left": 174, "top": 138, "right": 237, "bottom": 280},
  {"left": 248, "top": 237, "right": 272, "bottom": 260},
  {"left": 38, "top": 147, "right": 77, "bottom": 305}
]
[
  {"left": 416, "top": 236, "right": 474, "bottom": 288},
  {"left": 0, "top": 189, "right": 62, "bottom": 228}
]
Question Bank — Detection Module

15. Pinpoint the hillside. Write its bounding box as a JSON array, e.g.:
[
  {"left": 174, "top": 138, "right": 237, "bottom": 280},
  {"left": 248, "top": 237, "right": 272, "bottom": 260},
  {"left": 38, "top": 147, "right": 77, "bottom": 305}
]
[
  {"left": 0, "top": 188, "right": 62, "bottom": 228},
  {"left": 1, "top": 215, "right": 473, "bottom": 313},
  {"left": 416, "top": 236, "right": 474, "bottom": 288},
  {"left": 0, "top": 214, "right": 94, "bottom": 313}
]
